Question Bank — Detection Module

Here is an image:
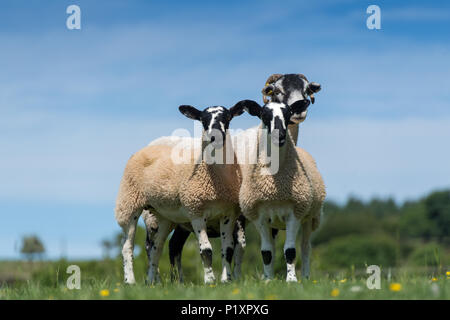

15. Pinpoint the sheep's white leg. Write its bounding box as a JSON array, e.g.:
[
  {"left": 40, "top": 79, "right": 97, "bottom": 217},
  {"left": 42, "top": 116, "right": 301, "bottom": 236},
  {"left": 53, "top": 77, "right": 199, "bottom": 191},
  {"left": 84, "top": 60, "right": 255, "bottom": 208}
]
[
  {"left": 192, "top": 217, "right": 215, "bottom": 284},
  {"left": 147, "top": 218, "right": 173, "bottom": 284},
  {"left": 301, "top": 219, "right": 312, "bottom": 279},
  {"left": 284, "top": 212, "right": 301, "bottom": 282},
  {"left": 219, "top": 215, "right": 235, "bottom": 282},
  {"left": 121, "top": 211, "right": 140, "bottom": 284},
  {"left": 253, "top": 218, "right": 275, "bottom": 280},
  {"left": 232, "top": 216, "right": 246, "bottom": 280}
]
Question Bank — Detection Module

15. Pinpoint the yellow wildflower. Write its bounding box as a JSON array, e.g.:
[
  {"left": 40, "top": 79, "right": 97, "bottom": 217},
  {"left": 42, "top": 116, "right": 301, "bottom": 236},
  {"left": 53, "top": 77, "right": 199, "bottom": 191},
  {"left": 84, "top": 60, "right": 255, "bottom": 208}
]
[
  {"left": 100, "top": 289, "right": 110, "bottom": 297},
  {"left": 431, "top": 277, "right": 438, "bottom": 282},
  {"left": 312, "top": 280, "right": 318, "bottom": 284},
  {"left": 330, "top": 288, "right": 340, "bottom": 297},
  {"left": 113, "top": 288, "right": 120, "bottom": 293},
  {"left": 339, "top": 279, "right": 347, "bottom": 283},
  {"left": 209, "top": 284, "right": 216, "bottom": 288},
  {"left": 446, "top": 271, "right": 450, "bottom": 277},
  {"left": 232, "top": 288, "right": 240, "bottom": 295},
  {"left": 389, "top": 283, "right": 402, "bottom": 292},
  {"left": 265, "top": 294, "right": 277, "bottom": 300}
]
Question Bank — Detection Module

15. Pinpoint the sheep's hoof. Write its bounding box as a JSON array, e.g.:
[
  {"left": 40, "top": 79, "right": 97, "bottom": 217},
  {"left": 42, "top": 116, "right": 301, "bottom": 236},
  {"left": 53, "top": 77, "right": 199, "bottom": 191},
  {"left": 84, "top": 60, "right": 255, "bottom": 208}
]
[
  {"left": 286, "top": 275, "right": 298, "bottom": 283},
  {"left": 204, "top": 274, "right": 216, "bottom": 284}
]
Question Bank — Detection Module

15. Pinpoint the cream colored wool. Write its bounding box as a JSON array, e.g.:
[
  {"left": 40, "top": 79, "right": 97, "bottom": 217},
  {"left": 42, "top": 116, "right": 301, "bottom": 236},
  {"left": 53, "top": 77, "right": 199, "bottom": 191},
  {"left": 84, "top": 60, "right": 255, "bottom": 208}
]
[
  {"left": 238, "top": 124, "right": 324, "bottom": 224},
  {"left": 115, "top": 131, "right": 243, "bottom": 284},
  {"left": 115, "top": 142, "right": 241, "bottom": 228}
]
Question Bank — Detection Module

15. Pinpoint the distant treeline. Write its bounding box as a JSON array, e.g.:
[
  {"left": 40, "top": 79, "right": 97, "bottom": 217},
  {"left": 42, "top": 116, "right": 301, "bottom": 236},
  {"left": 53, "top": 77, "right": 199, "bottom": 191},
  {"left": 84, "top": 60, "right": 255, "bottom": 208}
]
[
  {"left": 95, "top": 189, "right": 450, "bottom": 282},
  {"left": 309, "top": 189, "right": 449, "bottom": 271}
]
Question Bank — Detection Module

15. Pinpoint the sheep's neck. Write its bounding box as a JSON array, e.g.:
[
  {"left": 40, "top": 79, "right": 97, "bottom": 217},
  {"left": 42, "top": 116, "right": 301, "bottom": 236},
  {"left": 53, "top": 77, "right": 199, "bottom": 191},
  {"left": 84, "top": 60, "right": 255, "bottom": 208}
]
[
  {"left": 257, "top": 124, "right": 293, "bottom": 170},
  {"left": 288, "top": 123, "right": 299, "bottom": 146},
  {"left": 199, "top": 132, "right": 235, "bottom": 170}
]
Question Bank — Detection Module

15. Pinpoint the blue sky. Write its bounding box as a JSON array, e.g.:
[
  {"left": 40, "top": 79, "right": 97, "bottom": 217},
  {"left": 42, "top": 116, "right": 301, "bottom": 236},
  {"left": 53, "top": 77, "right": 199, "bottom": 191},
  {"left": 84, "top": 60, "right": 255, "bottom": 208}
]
[{"left": 0, "top": 0, "right": 449, "bottom": 259}]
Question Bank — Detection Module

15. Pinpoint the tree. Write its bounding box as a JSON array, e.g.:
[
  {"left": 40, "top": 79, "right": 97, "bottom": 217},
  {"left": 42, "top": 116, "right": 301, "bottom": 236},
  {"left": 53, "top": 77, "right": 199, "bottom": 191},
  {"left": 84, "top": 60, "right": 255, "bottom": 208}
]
[
  {"left": 20, "top": 235, "right": 45, "bottom": 261},
  {"left": 100, "top": 239, "right": 115, "bottom": 259},
  {"left": 424, "top": 190, "right": 450, "bottom": 243}
]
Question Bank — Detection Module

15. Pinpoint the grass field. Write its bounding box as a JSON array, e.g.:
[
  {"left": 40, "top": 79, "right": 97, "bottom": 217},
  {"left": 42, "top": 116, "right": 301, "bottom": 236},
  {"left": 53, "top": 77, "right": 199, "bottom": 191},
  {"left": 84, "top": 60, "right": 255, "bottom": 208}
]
[{"left": 0, "top": 262, "right": 448, "bottom": 300}]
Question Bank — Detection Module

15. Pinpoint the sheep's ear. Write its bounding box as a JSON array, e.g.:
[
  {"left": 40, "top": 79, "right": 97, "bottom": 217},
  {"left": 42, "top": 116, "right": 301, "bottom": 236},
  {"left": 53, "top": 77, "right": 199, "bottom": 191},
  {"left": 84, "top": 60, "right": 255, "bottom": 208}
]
[
  {"left": 179, "top": 105, "right": 202, "bottom": 121},
  {"left": 305, "top": 82, "right": 321, "bottom": 104},
  {"left": 235, "top": 100, "right": 262, "bottom": 118},
  {"left": 308, "top": 82, "right": 321, "bottom": 93},
  {"left": 229, "top": 102, "right": 245, "bottom": 119}
]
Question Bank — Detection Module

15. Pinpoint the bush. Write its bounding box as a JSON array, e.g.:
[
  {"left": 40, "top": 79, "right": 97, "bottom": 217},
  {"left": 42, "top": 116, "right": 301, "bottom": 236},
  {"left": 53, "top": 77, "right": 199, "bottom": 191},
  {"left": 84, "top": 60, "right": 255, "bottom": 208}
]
[
  {"left": 317, "top": 234, "right": 398, "bottom": 269},
  {"left": 312, "top": 212, "right": 382, "bottom": 245},
  {"left": 407, "top": 242, "right": 449, "bottom": 268}
]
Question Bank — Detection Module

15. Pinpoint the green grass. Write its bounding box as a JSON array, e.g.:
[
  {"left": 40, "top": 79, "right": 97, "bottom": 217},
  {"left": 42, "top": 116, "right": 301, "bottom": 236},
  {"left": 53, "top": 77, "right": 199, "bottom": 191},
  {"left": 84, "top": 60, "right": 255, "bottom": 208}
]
[{"left": 1, "top": 273, "right": 449, "bottom": 300}]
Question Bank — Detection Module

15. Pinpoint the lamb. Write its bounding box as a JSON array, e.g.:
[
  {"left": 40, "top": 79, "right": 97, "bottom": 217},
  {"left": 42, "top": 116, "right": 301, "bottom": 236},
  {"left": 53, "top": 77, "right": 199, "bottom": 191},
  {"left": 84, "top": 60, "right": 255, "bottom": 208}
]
[
  {"left": 260, "top": 73, "right": 324, "bottom": 231},
  {"left": 235, "top": 98, "right": 326, "bottom": 282},
  {"left": 141, "top": 136, "right": 247, "bottom": 282},
  {"left": 115, "top": 102, "right": 246, "bottom": 284},
  {"left": 142, "top": 73, "right": 324, "bottom": 282}
]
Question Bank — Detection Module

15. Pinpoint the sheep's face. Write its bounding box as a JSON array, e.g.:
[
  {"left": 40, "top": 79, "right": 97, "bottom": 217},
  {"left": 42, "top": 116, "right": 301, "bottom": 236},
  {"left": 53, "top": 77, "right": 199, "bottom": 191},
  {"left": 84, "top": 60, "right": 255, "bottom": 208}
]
[
  {"left": 261, "top": 102, "right": 291, "bottom": 146},
  {"left": 236, "top": 100, "right": 299, "bottom": 147},
  {"left": 262, "top": 74, "right": 321, "bottom": 124},
  {"left": 179, "top": 104, "right": 244, "bottom": 147}
]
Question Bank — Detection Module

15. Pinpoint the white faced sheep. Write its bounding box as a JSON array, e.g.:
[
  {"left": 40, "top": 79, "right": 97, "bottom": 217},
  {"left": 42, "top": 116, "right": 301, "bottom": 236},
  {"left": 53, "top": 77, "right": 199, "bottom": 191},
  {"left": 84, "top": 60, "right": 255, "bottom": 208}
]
[
  {"left": 235, "top": 99, "right": 326, "bottom": 282},
  {"left": 115, "top": 103, "right": 245, "bottom": 284}
]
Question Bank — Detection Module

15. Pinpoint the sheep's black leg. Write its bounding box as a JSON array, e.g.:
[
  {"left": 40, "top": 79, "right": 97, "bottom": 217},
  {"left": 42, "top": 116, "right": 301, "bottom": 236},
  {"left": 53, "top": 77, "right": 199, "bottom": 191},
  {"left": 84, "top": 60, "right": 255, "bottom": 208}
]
[
  {"left": 271, "top": 228, "right": 279, "bottom": 239},
  {"left": 169, "top": 226, "right": 191, "bottom": 283}
]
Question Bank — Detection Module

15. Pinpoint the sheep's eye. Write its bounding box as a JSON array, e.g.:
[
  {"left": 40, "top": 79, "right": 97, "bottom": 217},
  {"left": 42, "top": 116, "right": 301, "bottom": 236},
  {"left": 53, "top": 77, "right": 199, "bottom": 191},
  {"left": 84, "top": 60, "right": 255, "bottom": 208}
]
[{"left": 274, "top": 88, "right": 282, "bottom": 95}]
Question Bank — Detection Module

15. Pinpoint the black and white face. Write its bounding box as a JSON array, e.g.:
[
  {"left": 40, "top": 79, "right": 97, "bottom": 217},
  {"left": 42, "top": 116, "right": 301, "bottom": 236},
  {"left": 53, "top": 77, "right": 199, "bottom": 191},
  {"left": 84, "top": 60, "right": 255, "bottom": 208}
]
[
  {"left": 262, "top": 74, "right": 321, "bottom": 124},
  {"left": 236, "top": 100, "right": 294, "bottom": 147},
  {"left": 260, "top": 102, "right": 291, "bottom": 146},
  {"left": 179, "top": 104, "right": 244, "bottom": 146}
]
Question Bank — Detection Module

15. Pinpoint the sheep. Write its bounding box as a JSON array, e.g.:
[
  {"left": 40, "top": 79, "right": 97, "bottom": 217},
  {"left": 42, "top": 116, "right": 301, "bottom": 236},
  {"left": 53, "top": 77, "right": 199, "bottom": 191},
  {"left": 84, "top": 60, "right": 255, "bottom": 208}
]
[
  {"left": 115, "top": 102, "right": 246, "bottom": 284},
  {"left": 142, "top": 73, "right": 323, "bottom": 282},
  {"left": 259, "top": 73, "right": 325, "bottom": 279},
  {"left": 142, "top": 135, "right": 247, "bottom": 283},
  {"left": 235, "top": 98, "right": 326, "bottom": 282}
]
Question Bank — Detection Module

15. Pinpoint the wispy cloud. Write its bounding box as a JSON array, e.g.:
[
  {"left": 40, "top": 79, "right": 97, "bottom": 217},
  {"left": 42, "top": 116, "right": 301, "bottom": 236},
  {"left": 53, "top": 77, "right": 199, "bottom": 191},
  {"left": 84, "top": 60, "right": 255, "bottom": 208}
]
[
  {"left": 0, "top": 0, "right": 449, "bottom": 258},
  {"left": 384, "top": 7, "right": 450, "bottom": 21}
]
